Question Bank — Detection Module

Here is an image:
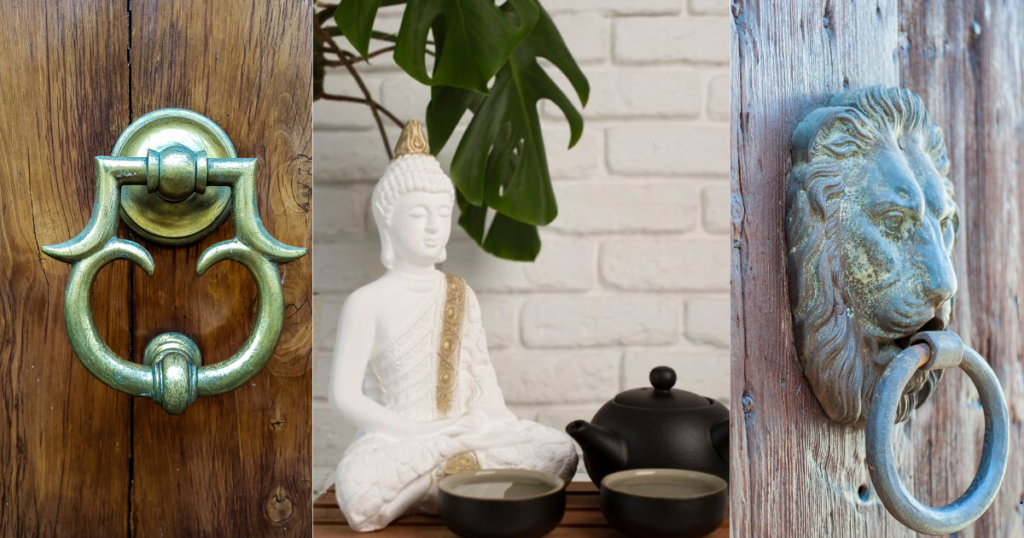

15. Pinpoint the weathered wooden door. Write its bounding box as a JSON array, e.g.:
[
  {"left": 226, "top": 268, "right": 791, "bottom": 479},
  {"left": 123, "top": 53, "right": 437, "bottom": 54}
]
[
  {"left": 0, "top": 1, "right": 313, "bottom": 536},
  {"left": 731, "top": 1, "right": 1023, "bottom": 536}
]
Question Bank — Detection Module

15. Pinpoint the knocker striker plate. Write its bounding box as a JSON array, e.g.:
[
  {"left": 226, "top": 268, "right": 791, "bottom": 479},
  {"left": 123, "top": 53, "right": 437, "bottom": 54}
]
[
  {"left": 41, "top": 108, "right": 307, "bottom": 415},
  {"left": 115, "top": 108, "right": 235, "bottom": 246}
]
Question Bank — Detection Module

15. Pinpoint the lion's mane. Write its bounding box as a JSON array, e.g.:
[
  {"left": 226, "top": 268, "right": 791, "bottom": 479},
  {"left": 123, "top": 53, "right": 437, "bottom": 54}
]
[{"left": 786, "top": 86, "right": 954, "bottom": 427}]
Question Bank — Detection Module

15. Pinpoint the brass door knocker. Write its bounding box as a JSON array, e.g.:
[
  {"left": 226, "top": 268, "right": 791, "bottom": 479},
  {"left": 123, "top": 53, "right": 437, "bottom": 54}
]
[
  {"left": 785, "top": 86, "right": 1008, "bottom": 534},
  {"left": 43, "top": 109, "right": 307, "bottom": 415}
]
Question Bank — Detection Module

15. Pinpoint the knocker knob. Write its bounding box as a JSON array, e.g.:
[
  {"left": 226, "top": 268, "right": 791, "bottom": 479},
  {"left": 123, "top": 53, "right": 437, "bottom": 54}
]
[
  {"left": 146, "top": 146, "right": 208, "bottom": 202},
  {"left": 144, "top": 333, "right": 202, "bottom": 415}
]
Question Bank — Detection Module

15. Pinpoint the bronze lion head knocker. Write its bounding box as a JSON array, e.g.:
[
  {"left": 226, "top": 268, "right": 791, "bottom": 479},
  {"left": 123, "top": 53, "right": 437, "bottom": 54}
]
[
  {"left": 786, "top": 86, "right": 1007, "bottom": 534},
  {"left": 787, "top": 85, "right": 957, "bottom": 427}
]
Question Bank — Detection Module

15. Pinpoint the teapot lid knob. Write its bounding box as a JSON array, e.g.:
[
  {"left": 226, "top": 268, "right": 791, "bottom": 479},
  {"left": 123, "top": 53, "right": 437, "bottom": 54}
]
[{"left": 650, "top": 366, "right": 677, "bottom": 391}]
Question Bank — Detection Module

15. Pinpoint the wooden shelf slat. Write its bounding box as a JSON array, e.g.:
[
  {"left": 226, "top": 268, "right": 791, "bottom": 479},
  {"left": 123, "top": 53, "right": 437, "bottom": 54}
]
[{"left": 313, "top": 482, "right": 730, "bottom": 537}]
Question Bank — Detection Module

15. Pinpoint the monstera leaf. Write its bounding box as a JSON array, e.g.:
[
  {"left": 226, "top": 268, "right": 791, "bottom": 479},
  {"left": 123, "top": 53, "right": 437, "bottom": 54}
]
[
  {"left": 428, "top": 5, "right": 589, "bottom": 259},
  {"left": 326, "top": 0, "right": 588, "bottom": 261},
  {"left": 456, "top": 191, "right": 542, "bottom": 261},
  {"left": 334, "top": 0, "right": 383, "bottom": 57},
  {"left": 337, "top": 0, "right": 539, "bottom": 93}
]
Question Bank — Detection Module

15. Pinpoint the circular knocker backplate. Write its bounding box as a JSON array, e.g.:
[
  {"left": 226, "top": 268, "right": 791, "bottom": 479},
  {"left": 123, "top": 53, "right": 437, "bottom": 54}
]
[{"left": 115, "top": 108, "right": 236, "bottom": 246}]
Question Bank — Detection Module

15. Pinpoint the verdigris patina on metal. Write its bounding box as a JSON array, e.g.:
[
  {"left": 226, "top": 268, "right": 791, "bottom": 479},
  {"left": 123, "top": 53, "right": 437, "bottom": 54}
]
[
  {"left": 43, "top": 108, "right": 306, "bottom": 415},
  {"left": 866, "top": 332, "right": 1007, "bottom": 534},
  {"left": 787, "top": 85, "right": 959, "bottom": 427},
  {"left": 786, "top": 86, "right": 1008, "bottom": 534}
]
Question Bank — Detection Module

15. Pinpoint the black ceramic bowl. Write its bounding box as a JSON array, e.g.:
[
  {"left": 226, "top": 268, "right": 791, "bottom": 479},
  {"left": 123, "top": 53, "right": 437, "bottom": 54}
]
[
  {"left": 601, "top": 469, "right": 727, "bottom": 538},
  {"left": 438, "top": 469, "right": 567, "bottom": 538}
]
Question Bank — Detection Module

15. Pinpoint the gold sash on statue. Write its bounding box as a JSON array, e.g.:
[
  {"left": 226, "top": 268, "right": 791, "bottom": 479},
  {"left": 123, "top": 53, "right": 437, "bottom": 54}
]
[{"left": 437, "top": 273, "right": 481, "bottom": 476}]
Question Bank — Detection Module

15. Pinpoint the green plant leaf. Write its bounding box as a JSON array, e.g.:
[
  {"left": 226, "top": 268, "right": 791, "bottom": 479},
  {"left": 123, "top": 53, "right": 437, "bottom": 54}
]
[
  {"left": 335, "top": 0, "right": 384, "bottom": 57},
  {"left": 457, "top": 192, "right": 541, "bottom": 261},
  {"left": 326, "top": 0, "right": 588, "bottom": 262},
  {"left": 439, "top": 4, "right": 589, "bottom": 229},
  {"left": 424, "top": 16, "right": 477, "bottom": 151},
  {"left": 426, "top": 85, "right": 479, "bottom": 153},
  {"left": 395, "top": 0, "right": 540, "bottom": 93},
  {"left": 453, "top": 141, "right": 542, "bottom": 261}
]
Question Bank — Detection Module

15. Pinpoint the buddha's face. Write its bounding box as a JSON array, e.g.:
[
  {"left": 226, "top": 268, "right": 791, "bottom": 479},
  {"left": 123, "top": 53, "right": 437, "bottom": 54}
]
[{"left": 387, "top": 191, "right": 453, "bottom": 267}]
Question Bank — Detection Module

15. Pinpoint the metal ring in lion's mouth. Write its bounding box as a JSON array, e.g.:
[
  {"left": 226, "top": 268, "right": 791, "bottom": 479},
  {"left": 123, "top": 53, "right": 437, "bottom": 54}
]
[
  {"left": 865, "top": 333, "right": 1009, "bottom": 535},
  {"left": 893, "top": 316, "right": 948, "bottom": 350}
]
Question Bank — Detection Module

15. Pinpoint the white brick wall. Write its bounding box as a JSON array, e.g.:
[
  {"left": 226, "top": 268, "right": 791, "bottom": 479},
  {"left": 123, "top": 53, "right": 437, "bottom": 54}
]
[{"left": 312, "top": 0, "right": 731, "bottom": 496}]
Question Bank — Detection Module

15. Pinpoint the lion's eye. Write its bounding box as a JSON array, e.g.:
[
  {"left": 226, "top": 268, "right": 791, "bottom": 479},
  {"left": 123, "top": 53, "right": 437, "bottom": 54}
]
[
  {"left": 940, "top": 216, "right": 953, "bottom": 231},
  {"left": 881, "top": 214, "right": 904, "bottom": 235}
]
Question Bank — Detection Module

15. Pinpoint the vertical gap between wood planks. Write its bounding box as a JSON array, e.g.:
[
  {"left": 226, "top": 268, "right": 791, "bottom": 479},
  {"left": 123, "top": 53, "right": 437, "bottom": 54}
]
[{"left": 125, "top": 1, "right": 135, "bottom": 536}]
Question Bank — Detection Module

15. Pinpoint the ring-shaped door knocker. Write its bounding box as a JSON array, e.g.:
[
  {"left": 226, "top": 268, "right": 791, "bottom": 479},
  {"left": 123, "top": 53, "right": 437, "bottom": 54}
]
[
  {"left": 866, "top": 332, "right": 1009, "bottom": 535},
  {"left": 42, "top": 108, "right": 307, "bottom": 415}
]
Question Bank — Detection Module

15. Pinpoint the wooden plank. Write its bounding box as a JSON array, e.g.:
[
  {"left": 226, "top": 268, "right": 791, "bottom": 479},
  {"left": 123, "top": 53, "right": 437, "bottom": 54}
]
[
  {"left": 898, "top": 2, "right": 1024, "bottom": 537},
  {"left": 314, "top": 519, "right": 728, "bottom": 537},
  {"left": 127, "top": 1, "right": 313, "bottom": 536},
  {"left": 313, "top": 526, "right": 630, "bottom": 538},
  {"left": 728, "top": 1, "right": 932, "bottom": 536},
  {"left": 313, "top": 485, "right": 729, "bottom": 538},
  {"left": 314, "top": 484, "right": 600, "bottom": 510},
  {"left": 734, "top": 1, "right": 1024, "bottom": 536},
  {"left": 312, "top": 507, "right": 608, "bottom": 528},
  {"left": 0, "top": 1, "right": 131, "bottom": 535}
]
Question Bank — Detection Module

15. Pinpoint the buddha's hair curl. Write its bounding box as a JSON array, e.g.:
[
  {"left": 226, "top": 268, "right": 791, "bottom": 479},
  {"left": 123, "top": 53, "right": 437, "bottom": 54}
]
[
  {"left": 370, "top": 154, "right": 456, "bottom": 269},
  {"left": 786, "top": 85, "right": 953, "bottom": 426},
  {"left": 371, "top": 154, "right": 456, "bottom": 228}
]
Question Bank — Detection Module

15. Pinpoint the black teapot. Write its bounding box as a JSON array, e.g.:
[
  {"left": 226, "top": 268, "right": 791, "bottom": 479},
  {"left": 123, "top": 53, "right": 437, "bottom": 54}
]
[{"left": 566, "top": 366, "right": 729, "bottom": 487}]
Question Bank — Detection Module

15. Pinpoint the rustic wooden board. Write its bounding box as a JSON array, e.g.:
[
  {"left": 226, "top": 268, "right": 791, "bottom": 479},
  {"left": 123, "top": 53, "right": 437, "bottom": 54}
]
[
  {"left": 730, "top": 1, "right": 938, "bottom": 536},
  {"left": 733, "top": 1, "right": 1024, "bottom": 536},
  {"left": 0, "top": 1, "right": 132, "bottom": 535},
  {"left": 313, "top": 483, "right": 730, "bottom": 538},
  {"left": 898, "top": 2, "right": 1024, "bottom": 536},
  {"left": 128, "top": 1, "right": 313, "bottom": 536}
]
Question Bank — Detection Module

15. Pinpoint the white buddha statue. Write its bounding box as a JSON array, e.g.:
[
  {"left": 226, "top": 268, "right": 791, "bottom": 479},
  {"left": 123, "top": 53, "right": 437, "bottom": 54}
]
[{"left": 329, "top": 121, "right": 579, "bottom": 532}]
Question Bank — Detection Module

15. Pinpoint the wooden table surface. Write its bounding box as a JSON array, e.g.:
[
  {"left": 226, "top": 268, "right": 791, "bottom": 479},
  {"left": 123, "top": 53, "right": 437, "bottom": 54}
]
[{"left": 313, "top": 482, "right": 730, "bottom": 537}]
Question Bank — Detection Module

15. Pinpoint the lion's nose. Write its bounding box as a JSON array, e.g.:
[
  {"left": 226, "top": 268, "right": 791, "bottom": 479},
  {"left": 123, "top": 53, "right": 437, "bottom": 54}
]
[{"left": 920, "top": 257, "right": 957, "bottom": 307}]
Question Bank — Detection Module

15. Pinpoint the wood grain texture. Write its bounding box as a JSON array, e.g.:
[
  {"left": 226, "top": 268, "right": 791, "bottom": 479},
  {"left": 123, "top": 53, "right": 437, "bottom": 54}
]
[
  {"left": 0, "top": 1, "right": 132, "bottom": 536},
  {"left": 733, "top": 1, "right": 1024, "bottom": 536},
  {"left": 312, "top": 484, "right": 730, "bottom": 538},
  {"left": 128, "top": 1, "right": 313, "bottom": 536},
  {"left": 899, "top": 2, "right": 1024, "bottom": 536},
  {"left": 730, "top": 1, "right": 928, "bottom": 536}
]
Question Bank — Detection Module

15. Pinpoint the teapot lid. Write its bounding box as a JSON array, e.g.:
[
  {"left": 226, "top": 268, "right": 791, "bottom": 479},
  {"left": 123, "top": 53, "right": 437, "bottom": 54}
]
[{"left": 613, "top": 366, "right": 711, "bottom": 410}]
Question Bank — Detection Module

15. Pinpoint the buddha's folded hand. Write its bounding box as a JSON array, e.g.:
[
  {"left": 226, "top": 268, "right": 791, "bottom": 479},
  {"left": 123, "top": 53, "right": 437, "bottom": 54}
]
[
  {"left": 404, "top": 409, "right": 485, "bottom": 440},
  {"left": 451, "top": 427, "right": 525, "bottom": 453},
  {"left": 451, "top": 409, "right": 490, "bottom": 430},
  {"left": 406, "top": 417, "right": 458, "bottom": 438}
]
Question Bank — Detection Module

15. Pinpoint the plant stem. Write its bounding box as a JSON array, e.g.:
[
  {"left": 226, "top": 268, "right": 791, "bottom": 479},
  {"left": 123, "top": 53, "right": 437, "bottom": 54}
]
[
  {"left": 314, "top": 14, "right": 397, "bottom": 158},
  {"left": 319, "top": 94, "right": 404, "bottom": 127},
  {"left": 341, "top": 54, "right": 393, "bottom": 159}
]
